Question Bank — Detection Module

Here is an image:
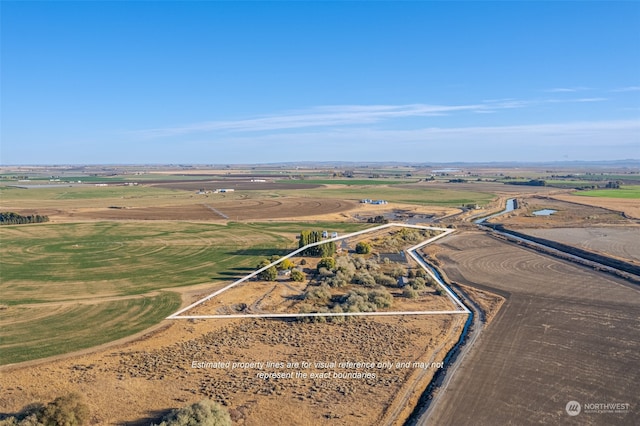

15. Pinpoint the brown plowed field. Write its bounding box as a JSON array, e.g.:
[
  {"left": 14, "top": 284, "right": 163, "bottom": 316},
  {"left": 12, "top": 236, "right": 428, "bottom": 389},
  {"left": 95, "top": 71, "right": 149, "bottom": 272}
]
[
  {"left": 551, "top": 194, "right": 640, "bottom": 219},
  {"left": 210, "top": 198, "right": 357, "bottom": 220},
  {"left": 151, "top": 180, "right": 321, "bottom": 191},
  {"left": 66, "top": 198, "right": 357, "bottom": 221},
  {"left": 425, "top": 232, "right": 640, "bottom": 425},
  {"left": 72, "top": 204, "right": 225, "bottom": 220},
  {"left": 398, "top": 181, "right": 567, "bottom": 195},
  {"left": 518, "top": 227, "right": 640, "bottom": 265}
]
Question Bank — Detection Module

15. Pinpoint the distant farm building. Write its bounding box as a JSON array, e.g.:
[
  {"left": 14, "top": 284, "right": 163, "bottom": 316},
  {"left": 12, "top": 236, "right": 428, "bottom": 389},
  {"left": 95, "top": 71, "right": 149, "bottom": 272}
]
[
  {"left": 360, "top": 199, "right": 387, "bottom": 205},
  {"left": 322, "top": 231, "right": 329, "bottom": 238},
  {"left": 250, "top": 179, "right": 267, "bottom": 183},
  {"left": 218, "top": 188, "right": 235, "bottom": 193},
  {"left": 331, "top": 232, "right": 338, "bottom": 238}
]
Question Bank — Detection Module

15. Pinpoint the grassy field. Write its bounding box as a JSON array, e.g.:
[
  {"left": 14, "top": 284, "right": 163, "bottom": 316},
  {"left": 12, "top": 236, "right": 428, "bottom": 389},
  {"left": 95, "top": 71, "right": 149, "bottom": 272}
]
[
  {"left": 0, "top": 220, "right": 369, "bottom": 364},
  {"left": 0, "top": 180, "right": 497, "bottom": 211},
  {"left": 0, "top": 184, "right": 184, "bottom": 202},
  {"left": 260, "top": 185, "right": 495, "bottom": 207},
  {"left": 276, "top": 179, "right": 419, "bottom": 185},
  {"left": 0, "top": 292, "right": 181, "bottom": 365},
  {"left": 0, "top": 221, "right": 367, "bottom": 304},
  {"left": 576, "top": 185, "right": 640, "bottom": 199}
]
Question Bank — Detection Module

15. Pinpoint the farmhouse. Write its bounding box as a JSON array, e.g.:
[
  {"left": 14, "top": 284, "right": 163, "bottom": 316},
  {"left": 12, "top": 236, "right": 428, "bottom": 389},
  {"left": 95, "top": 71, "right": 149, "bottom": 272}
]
[{"left": 218, "top": 188, "right": 235, "bottom": 193}]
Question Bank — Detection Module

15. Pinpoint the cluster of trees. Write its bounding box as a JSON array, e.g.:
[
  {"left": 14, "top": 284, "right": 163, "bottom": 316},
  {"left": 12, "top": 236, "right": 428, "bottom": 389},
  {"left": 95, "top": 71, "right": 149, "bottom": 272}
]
[
  {"left": 506, "top": 179, "right": 546, "bottom": 187},
  {"left": 366, "top": 215, "right": 388, "bottom": 224},
  {"left": 152, "top": 399, "right": 231, "bottom": 426},
  {"left": 314, "top": 254, "right": 436, "bottom": 291},
  {"left": 0, "top": 212, "right": 49, "bottom": 225},
  {"left": 374, "top": 228, "right": 435, "bottom": 251},
  {"left": 256, "top": 258, "right": 278, "bottom": 281},
  {"left": 298, "top": 230, "right": 336, "bottom": 257},
  {"left": 298, "top": 286, "right": 394, "bottom": 322},
  {"left": 256, "top": 255, "right": 305, "bottom": 282},
  {"left": 0, "top": 393, "right": 89, "bottom": 426},
  {"left": 316, "top": 254, "right": 436, "bottom": 289},
  {"left": 605, "top": 181, "right": 623, "bottom": 189}
]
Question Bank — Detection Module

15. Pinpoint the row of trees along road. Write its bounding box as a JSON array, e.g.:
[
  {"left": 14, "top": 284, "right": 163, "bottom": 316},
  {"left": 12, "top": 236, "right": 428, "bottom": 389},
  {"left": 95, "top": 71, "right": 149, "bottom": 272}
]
[{"left": 0, "top": 212, "right": 49, "bottom": 225}]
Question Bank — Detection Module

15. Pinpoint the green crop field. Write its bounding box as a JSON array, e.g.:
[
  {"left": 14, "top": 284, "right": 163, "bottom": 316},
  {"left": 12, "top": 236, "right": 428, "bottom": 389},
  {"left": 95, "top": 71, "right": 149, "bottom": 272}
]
[
  {"left": 0, "top": 221, "right": 346, "bottom": 303},
  {"left": 265, "top": 185, "right": 495, "bottom": 207},
  {"left": 276, "top": 179, "right": 419, "bottom": 186},
  {"left": 0, "top": 220, "right": 369, "bottom": 364},
  {"left": 0, "top": 292, "right": 181, "bottom": 365},
  {"left": 0, "top": 184, "right": 181, "bottom": 200},
  {"left": 577, "top": 186, "right": 640, "bottom": 199}
]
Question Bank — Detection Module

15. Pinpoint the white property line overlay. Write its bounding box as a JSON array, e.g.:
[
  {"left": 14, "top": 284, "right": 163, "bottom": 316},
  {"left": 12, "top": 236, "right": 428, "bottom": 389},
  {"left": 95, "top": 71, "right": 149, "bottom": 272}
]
[{"left": 168, "top": 223, "right": 470, "bottom": 319}]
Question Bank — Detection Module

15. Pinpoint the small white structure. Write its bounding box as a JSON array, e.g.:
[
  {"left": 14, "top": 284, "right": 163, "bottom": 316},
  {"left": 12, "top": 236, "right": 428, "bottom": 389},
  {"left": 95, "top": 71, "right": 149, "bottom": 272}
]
[
  {"left": 218, "top": 188, "right": 235, "bottom": 193},
  {"left": 322, "top": 231, "right": 329, "bottom": 238},
  {"left": 331, "top": 232, "right": 338, "bottom": 238}
]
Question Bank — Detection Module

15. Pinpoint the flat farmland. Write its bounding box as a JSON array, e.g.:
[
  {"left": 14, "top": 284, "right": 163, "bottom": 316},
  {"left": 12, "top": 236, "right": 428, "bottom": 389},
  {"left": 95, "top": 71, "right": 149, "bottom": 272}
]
[
  {"left": 425, "top": 232, "right": 640, "bottom": 425},
  {"left": 151, "top": 180, "right": 322, "bottom": 191},
  {"left": 518, "top": 227, "right": 640, "bottom": 264},
  {"left": 577, "top": 185, "right": 640, "bottom": 199},
  {"left": 496, "top": 197, "right": 629, "bottom": 227},
  {"left": 0, "top": 222, "right": 296, "bottom": 304},
  {"left": 398, "top": 180, "right": 566, "bottom": 195},
  {"left": 0, "top": 221, "right": 366, "bottom": 364},
  {"left": 66, "top": 198, "right": 357, "bottom": 221},
  {"left": 0, "top": 314, "right": 466, "bottom": 425},
  {"left": 0, "top": 292, "right": 180, "bottom": 365},
  {"left": 551, "top": 193, "right": 640, "bottom": 219},
  {"left": 268, "top": 184, "right": 496, "bottom": 207}
]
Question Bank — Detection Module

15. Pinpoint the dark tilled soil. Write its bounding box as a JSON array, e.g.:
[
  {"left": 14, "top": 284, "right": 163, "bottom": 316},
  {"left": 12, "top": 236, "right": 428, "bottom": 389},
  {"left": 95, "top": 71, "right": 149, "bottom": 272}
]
[{"left": 426, "top": 232, "right": 640, "bottom": 426}]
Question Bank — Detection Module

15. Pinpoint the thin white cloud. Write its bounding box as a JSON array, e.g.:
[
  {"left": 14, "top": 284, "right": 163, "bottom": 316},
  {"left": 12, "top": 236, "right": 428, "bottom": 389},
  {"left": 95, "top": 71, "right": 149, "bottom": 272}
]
[
  {"left": 133, "top": 103, "right": 499, "bottom": 138},
  {"left": 611, "top": 86, "right": 640, "bottom": 92},
  {"left": 544, "top": 87, "right": 591, "bottom": 93},
  {"left": 575, "top": 97, "right": 608, "bottom": 102},
  {"left": 205, "top": 119, "right": 639, "bottom": 162},
  {"left": 131, "top": 97, "right": 611, "bottom": 139}
]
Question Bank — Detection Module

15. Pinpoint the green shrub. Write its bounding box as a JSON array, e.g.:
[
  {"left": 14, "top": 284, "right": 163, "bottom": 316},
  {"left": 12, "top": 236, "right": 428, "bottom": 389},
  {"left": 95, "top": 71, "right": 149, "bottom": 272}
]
[
  {"left": 355, "top": 241, "right": 371, "bottom": 254},
  {"left": 0, "top": 394, "right": 89, "bottom": 426},
  {"left": 410, "top": 277, "right": 426, "bottom": 290},
  {"left": 152, "top": 399, "right": 231, "bottom": 426},
  {"left": 403, "top": 288, "right": 418, "bottom": 299},
  {"left": 290, "top": 269, "right": 305, "bottom": 282},
  {"left": 317, "top": 257, "right": 336, "bottom": 272}
]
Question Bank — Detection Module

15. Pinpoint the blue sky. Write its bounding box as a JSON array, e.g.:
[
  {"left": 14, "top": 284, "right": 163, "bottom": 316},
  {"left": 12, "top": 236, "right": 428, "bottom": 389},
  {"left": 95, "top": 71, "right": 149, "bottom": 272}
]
[{"left": 2, "top": 1, "right": 639, "bottom": 164}]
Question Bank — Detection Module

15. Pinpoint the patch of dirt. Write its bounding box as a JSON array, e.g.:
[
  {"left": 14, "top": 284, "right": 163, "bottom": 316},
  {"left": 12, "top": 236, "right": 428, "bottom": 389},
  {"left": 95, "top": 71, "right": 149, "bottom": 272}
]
[{"left": 0, "top": 313, "right": 464, "bottom": 426}]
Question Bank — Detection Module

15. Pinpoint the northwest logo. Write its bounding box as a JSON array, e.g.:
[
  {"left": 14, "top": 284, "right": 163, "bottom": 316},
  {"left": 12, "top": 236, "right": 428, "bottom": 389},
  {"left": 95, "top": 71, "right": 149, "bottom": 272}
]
[{"left": 566, "top": 400, "right": 581, "bottom": 416}]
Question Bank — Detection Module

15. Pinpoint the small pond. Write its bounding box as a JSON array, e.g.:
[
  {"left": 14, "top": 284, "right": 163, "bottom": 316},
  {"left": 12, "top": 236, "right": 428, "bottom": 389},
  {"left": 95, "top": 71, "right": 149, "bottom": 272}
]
[{"left": 532, "top": 209, "right": 557, "bottom": 216}]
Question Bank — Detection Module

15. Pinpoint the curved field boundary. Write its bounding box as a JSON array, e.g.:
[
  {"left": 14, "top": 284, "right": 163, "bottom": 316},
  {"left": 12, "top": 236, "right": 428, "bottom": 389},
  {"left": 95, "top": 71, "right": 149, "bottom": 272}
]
[{"left": 168, "top": 223, "right": 470, "bottom": 319}]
